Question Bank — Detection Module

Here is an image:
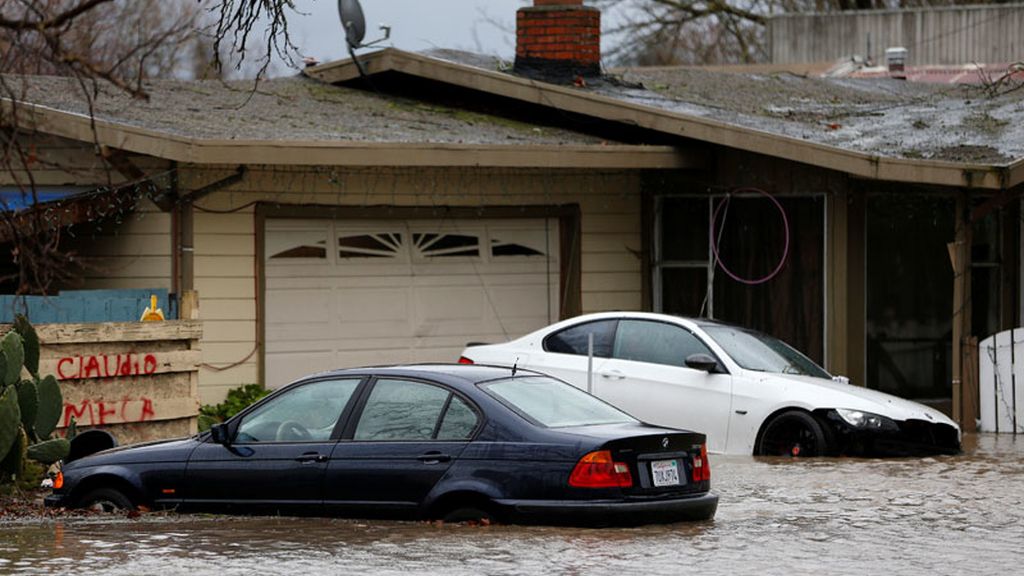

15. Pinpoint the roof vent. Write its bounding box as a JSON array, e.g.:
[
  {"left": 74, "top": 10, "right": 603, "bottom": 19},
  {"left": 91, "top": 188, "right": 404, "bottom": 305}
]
[
  {"left": 885, "top": 47, "right": 908, "bottom": 80},
  {"left": 514, "top": 0, "right": 601, "bottom": 81}
]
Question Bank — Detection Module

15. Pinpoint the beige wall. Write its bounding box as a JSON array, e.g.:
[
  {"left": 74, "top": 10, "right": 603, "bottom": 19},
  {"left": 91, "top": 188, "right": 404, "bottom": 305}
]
[
  {"left": 181, "top": 165, "right": 644, "bottom": 404},
  {"left": 1, "top": 134, "right": 173, "bottom": 291}
]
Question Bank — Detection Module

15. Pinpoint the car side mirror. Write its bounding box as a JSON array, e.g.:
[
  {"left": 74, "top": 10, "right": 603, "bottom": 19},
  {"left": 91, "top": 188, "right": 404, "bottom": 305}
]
[
  {"left": 210, "top": 423, "right": 231, "bottom": 446},
  {"left": 685, "top": 353, "right": 720, "bottom": 373}
]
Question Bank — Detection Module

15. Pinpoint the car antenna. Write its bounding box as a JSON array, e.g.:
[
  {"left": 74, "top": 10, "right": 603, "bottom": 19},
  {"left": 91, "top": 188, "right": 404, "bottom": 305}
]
[{"left": 512, "top": 358, "right": 519, "bottom": 376}]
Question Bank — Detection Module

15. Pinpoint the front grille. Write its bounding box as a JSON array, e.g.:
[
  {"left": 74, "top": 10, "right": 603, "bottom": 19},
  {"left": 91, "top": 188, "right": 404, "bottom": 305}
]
[{"left": 896, "top": 419, "right": 960, "bottom": 451}]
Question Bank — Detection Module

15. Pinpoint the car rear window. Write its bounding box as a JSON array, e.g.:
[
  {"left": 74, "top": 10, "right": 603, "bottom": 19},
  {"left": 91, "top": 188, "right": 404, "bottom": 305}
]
[{"left": 481, "top": 376, "right": 637, "bottom": 428}]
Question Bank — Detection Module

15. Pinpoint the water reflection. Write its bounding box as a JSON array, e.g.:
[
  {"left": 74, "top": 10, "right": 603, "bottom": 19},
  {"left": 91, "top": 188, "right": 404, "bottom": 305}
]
[{"left": 3, "top": 434, "right": 1023, "bottom": 575}]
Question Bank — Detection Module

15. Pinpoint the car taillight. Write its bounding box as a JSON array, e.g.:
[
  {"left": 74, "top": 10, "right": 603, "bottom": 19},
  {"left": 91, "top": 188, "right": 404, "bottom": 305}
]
[
  {"left": 691, "top": 443, "right": 711, "bottom": 482},
  {"left": 569, "top": 450, "right": 633, "bottom": 488},
  {"left": 458, "top": 356, "right": 474, "bottom": 364}
]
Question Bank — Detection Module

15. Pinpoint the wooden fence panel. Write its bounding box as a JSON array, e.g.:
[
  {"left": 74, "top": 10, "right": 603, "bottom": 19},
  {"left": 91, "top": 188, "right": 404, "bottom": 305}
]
[
  {"left": 2, "top": 320, "right": 202, "bottom": 445},
  {"left": 770, "top": 5, "right": 1024, "bottom": 66}
]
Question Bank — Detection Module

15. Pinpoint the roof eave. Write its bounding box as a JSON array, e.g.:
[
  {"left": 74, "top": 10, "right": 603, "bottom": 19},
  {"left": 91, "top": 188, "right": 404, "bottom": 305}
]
[
  {"left": 307, "top": 48, "right": 1015, "bottom": 190},
  {"left": 4, "top": 99, "right": 696, "bottom": 170}
]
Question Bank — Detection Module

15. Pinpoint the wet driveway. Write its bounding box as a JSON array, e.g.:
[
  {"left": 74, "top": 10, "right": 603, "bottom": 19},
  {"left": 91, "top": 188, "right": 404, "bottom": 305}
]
[{"left": 2, "top": 434, "right": 1022, "bottom": 575}]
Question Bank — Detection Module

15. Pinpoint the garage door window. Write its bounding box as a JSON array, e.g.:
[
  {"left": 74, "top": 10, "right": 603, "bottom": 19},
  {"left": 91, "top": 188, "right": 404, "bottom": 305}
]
[
  {"left": 338, "top": 233, "right": 403, "bottom": 259},
  {"left": 413, "top": 233, "right": 479, "bottom": 258}
]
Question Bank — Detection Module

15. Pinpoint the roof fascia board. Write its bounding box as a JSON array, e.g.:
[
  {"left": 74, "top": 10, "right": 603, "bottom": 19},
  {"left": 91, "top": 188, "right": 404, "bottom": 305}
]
[
  {"left": 310, "top": 49, "right": 1010, "bottom": 190},
  {"left": 3, "top": 100, "right": 693, "bottom": 170}
]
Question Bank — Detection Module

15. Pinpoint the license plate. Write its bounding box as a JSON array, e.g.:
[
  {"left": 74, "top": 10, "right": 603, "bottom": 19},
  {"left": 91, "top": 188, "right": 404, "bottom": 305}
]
[{"left": 651, "top": 459, "right": 682, "bottom": 487}]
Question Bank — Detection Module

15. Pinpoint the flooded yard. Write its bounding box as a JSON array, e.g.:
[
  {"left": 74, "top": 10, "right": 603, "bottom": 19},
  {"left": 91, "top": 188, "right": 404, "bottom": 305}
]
[{"left": 2, "top": 433, "right": 1023, "bottom": 575}]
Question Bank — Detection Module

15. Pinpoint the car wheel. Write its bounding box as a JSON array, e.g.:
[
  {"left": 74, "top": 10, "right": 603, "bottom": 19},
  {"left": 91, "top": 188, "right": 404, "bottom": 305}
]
[
  {"left": 756, "top": 410, "right": 829, "bottom": 457},
  {"left": 441, "top": 506, "right": 496, "bottom": 525},
  {"left": 78, "top": 487, "right": 136, "bottom": 513}
]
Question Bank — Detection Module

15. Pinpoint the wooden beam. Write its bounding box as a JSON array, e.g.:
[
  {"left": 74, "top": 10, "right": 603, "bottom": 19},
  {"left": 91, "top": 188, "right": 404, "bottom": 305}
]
[{"left": 25, "top": 320, "right": 202, "bottom": 344}]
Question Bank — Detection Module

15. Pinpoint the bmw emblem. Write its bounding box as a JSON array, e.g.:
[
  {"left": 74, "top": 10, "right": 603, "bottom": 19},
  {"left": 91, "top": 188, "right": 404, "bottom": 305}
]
[{"left": 661, "top": 437, "right": 670, "bottom": 449}]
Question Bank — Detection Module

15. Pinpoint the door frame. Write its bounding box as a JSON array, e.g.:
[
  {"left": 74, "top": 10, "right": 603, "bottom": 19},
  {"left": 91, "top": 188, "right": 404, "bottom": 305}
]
[{"left": 255, "top": 203, "right": 582, "bottom": 388}]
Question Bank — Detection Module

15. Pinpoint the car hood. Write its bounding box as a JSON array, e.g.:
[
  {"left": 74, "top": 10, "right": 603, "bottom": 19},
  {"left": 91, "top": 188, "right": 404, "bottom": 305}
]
[
  {"left": 66, "top": 437, "right": 197, "bottom": 469},
  {"left": 757, "top": 373, "right": 959, "bottom": 428}
]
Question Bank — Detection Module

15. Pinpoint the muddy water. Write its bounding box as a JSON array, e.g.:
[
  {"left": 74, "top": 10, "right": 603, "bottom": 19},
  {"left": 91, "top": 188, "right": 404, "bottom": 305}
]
[{"left": 2, "top": 434, "right": 1023, "bottom": 576}]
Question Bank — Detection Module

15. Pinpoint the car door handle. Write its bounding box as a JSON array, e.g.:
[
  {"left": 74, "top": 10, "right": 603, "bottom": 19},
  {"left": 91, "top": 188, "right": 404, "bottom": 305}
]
[
  {"left": 600, "top": 370, "right": 626, "bottom": 380},
  {"left": 295, "top": 452, "right": 328, "bottom": 464},
  {"left": 417, "top": 451, "right": 452, "bottom": 464}
]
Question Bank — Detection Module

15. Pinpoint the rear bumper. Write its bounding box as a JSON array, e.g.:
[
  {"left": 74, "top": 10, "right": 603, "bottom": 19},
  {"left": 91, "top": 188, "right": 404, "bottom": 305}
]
[{"left": 496, "top": 492, "right": 718, "bottom": 526}]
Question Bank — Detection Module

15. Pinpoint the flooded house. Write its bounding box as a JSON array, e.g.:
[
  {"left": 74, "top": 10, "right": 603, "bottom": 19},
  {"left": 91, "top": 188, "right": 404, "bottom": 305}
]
[{"left": 2, "top": 0, "right": 1022, "bottom": 434}]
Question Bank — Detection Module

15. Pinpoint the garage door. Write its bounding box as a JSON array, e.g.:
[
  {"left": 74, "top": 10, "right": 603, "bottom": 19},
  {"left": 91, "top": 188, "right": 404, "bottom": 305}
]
[{"left": 265, "top": 218, "right": 560, "bottom": 388}]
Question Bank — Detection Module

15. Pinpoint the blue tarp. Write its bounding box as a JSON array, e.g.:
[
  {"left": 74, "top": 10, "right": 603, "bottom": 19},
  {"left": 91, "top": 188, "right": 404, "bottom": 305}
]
[
  {"left": 0, "top": 187, "right": 91, "bottom": 211},
  {"left": 0, "top": 289, "right": 177, "bottom": 323}
]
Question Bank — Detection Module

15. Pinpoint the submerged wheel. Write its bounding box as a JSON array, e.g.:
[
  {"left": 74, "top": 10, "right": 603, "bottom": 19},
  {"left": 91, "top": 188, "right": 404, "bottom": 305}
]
[
  {"left": 756, "top": 410, "right": 829, "bottom": 457},
  {"left": 78, "top": 487, "right": 135, "bottom": 513},
  {"left": 441, "top": 506, "right": 496, "bottom": 524}
]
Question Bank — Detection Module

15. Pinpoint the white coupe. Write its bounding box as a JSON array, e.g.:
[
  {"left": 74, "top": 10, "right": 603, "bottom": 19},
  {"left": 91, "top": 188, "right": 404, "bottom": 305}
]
[{"left": 460, "top": 312, "right": 961, "bottom": 457}]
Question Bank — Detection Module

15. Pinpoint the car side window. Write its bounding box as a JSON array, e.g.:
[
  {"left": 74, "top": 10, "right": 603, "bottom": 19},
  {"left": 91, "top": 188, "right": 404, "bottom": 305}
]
[
  {"left": 354, "top": 379, "right": 453, "bottom": 441},
  {"left": 544, "top": 320, "right": 617, "bottom": 357},
  {"left": 612, "top": 320, "right": 714, "bottom": 368},
  {"left": 235, "top": 378, "right": 360, "bottom": 443},
  {"left": 436, "top": 395, "right": 479, "bottom": 440}
]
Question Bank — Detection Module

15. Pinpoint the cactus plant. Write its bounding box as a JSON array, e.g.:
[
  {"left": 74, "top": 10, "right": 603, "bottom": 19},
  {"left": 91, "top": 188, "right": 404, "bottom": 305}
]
[
  {"left": 1, "top": 331, "right": 23, "bottom": 387},
  {"left": 35, "top": 374, "right": 62, "bottom": 441},
  {"left": 13, "top": 315, "right": 40, "bottom": 377},
  {"left": 1, "top": 428, "right": 25, "bottom": 477},
  {"left": 0, "top": 385, "right": 20, "bottom": 460},
  {"left": 0, "top": 316, "right": 69, "bottom": 485},
  {"left": 26, "top": 437, "right": 70, "bottom": 465},
  {"left": 16, "top": 379, "right": 38, "bottom": 441}
]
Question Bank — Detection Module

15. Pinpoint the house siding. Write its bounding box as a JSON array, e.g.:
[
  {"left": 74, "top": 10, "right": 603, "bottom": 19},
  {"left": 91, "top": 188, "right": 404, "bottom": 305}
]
[{"left": 180, "top": 165, "right": 642, "bottom": 404}]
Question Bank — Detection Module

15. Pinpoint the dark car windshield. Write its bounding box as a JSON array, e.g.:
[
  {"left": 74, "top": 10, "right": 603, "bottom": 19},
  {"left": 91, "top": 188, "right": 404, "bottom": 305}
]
[
  {"left": 703, "top": 326, "right": 831, "bottom": 378},
  {"left": 481, "top": 375, "right": 637, "bottom": 428}
]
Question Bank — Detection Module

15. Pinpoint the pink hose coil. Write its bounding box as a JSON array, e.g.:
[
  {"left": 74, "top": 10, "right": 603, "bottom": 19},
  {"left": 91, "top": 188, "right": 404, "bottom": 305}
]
[{"left": 709, "top": 188, "right": 790, "bottom": 286}]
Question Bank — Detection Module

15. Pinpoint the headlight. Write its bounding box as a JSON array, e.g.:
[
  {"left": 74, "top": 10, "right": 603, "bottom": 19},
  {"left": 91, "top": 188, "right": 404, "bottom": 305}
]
[{"left": 834, "top": 408, "right": 899, "bottom": 432}]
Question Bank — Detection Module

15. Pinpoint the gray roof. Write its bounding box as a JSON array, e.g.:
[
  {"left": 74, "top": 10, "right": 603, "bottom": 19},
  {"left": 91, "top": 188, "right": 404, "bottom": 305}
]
[
  {"left": 4, "top": 74, "right": 610, "bottom": 147},
  {"left": 427, "top": 49, "right": 1024, "bottom": 165}
]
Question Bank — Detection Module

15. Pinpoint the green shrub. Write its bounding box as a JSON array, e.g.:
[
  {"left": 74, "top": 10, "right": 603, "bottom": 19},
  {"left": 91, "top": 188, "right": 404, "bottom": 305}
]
[{"left": 198, "top": 384, "right": 270, "bottom": 431}]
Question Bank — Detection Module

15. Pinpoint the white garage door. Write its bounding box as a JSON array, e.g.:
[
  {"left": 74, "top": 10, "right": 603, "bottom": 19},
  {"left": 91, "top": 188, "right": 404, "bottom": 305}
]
[{"left": 265, "top": 218, "right": 560, "bottom": 388}]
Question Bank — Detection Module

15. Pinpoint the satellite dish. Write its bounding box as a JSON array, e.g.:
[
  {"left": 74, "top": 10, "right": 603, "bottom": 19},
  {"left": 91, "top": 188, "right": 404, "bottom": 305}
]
[
  {"left": 338, "top": 0, "right": 366, "bottom": 49},
  {"left": 338, "top": 0, "right": 390, "bottom": 51}
]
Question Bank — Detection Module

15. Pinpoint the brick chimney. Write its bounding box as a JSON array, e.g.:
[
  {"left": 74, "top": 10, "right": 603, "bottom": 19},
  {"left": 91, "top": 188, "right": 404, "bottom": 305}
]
[{"left": 514, "top": 0, "right": 601, "bottom": 81}]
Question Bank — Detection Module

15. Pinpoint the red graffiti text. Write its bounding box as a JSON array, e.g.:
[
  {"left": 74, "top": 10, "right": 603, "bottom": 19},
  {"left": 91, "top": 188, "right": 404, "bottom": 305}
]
[
  {"left": 63, "top": 397, "right": 156, "bottom": 427},
  {"left": 56, "top": 353, "right": 158, "bottom": 381}
]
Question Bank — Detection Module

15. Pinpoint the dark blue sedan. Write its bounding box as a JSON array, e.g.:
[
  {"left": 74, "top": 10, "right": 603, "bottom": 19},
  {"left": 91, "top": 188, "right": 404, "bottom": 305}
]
[{"left": 46, "top": 365, "right": 718, "bottom": 525}]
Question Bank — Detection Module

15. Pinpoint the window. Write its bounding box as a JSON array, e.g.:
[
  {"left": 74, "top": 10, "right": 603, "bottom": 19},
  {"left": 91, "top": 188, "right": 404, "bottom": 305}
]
[
  {"left": 704, "top": 325, "right": 830, "bottom": 378},
  {"left": 267, "top": 229, "right": 329, "bottom": 260},
  {"left": 413, "top": 233, "right": 480, "bottom": 258},
  {"left": 482, "top": 376, "right": 636, "bottom": 428},
  {"left": 235, "top": 379, "right": 360, "bottom": 443},
  {"left": 544, "top": 320, "right": 617, "bottom": 357},
  {"left": 355, "top": 379, "right": 455, "bottom": 441},
  {"left": 436, "top": 396, "right": 479, "bottom": 440},
  {"left": 338, "top": 233, "right": 403, "bottom": 259},
  {"left": 612, "top": 320, "right": 714, "bottom": 368}
]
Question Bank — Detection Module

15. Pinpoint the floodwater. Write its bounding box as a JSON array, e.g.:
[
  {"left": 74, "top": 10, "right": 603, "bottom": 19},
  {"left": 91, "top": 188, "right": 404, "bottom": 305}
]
[{"left": 2, "top": 434, "right": 1023, "bottom": 576}]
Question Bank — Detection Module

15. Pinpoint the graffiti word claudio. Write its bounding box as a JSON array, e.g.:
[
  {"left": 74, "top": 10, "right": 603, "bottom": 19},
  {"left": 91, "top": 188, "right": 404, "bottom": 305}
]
[
  {"left": 56, "top": 353, "right": 158, "bottom": 381},
  {"left": 63, "top": 396, "right": 156, "bottom": 427}
]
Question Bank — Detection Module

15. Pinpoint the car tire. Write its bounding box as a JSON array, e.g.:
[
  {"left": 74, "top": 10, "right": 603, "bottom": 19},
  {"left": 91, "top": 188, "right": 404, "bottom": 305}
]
[
  {"left": 756, "top": 410, "right": 829, "bottom": 457},
  {"left": 78, "top": 487, "right": 136, "bottom": 513},
  {"left": 441, "top": 506, "right": 496, "bottom": 524}
]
